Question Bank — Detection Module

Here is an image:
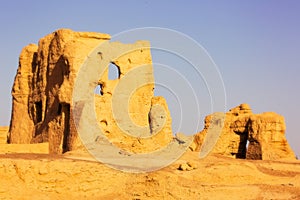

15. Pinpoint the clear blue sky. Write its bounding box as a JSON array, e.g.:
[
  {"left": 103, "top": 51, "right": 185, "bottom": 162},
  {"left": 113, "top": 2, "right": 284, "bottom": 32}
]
[{"left": 0, "top": 1, "right": 299, "bottom": 156}]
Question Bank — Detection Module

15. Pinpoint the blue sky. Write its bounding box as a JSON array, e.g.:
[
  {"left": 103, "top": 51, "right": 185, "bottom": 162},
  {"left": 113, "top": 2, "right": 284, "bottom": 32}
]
[{"left": 0, "top": 1, "right": 299, "bottom": 156}]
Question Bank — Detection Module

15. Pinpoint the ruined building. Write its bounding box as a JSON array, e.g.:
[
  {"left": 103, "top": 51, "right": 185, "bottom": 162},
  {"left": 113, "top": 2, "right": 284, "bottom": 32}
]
[
  {"left": 191, "top": 104, "right": 296, "bottom": 160},
  {"left": 8, "top": 29, "right": 172, "bottom": 153},
  {"left": 8, "top": 29, "right": 296, "bottom": 160}
]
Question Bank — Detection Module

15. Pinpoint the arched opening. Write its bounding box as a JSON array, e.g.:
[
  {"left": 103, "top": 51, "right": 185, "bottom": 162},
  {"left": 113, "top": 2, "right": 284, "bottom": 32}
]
[
  {"left": 236, "top": 131, "right": 248, "bottom": 159},
  {"left": 94, "top": 84, "right": 103, "bottom": 95},
  {"left": 108, "top": 62, "right": 120, "bottom": 80}
]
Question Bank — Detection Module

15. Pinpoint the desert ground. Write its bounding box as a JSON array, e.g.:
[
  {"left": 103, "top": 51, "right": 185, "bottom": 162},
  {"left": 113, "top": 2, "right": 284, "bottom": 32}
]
[{"left": 1, "top": 127, "right": 299, "bottom": 200}]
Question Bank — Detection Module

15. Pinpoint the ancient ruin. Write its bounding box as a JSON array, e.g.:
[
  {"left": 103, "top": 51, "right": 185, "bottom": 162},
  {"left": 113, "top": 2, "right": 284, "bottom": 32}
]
[
  {"left": 191, "top": 104, "right": 296, "bottom": 160},
  {"left": 8, "top": 29, "right": 296, "bottom": 160},
  {"left": 8, "top": 29, "right": 172, "bottom": 154}
]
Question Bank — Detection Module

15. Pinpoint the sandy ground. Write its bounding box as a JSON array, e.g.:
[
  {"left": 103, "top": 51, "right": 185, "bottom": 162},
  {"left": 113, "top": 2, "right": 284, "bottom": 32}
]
[
  {"left": 0, "top": 127, "right": 299, "bottom": 199},
  {"left": 0, "top": 149, "right": 299, "bottom": 200}
]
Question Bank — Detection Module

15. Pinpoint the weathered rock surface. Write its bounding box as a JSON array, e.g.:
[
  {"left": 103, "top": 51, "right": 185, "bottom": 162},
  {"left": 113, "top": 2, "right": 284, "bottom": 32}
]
[
  {"left": 8, "top": 29, "right": 173, "bottom": 153},
  {"left": 191, "top": 104, "right": 296, "bottom": 160}
]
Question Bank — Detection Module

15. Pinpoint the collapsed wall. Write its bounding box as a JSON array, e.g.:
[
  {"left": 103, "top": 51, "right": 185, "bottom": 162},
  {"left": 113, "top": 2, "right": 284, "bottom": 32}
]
[
  {"left": 191, "top": 104, "right": 296, "bottom": 160},
  {"left": 8, "top": 29, "right": 173, "bottom": 154}
]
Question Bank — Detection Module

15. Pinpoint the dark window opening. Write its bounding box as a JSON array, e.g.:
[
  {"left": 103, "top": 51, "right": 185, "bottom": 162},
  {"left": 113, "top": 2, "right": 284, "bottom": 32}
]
[
  {"left": 108, "top": 62, "right": 120, "bottom": 80},
  {"left": 57, "top": 103, "right": 62, "bottom": 115},
  {"left": 94, "top": 84, "right": 103, "bottom": 95},
  {"left": 236, "top": 132, "right": 248, "bottom": 159},
  {"left": 63, "top": 58, "right": 70, "bottom": 79},
  {"left": 34, "top": 101, "right": 43, "bottom": 123},
  {"left": 62, "top": 104, "right": 70, "bottom": 153}
]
